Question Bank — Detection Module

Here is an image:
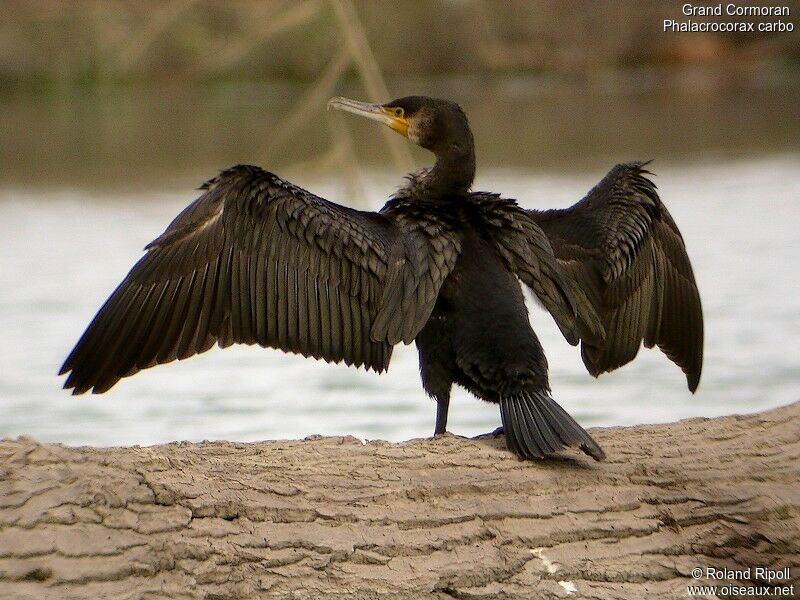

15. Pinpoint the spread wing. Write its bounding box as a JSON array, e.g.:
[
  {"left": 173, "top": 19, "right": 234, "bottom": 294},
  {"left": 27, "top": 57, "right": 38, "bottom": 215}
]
[
  {"left": 531, "top": 162, "right": 703, "bottom": 391},
  {"left": 475, "top": 194, "right": 603, "bottom": 347},
  {"left": 60, "top": 164, "right": 457, "bottom": 394}
]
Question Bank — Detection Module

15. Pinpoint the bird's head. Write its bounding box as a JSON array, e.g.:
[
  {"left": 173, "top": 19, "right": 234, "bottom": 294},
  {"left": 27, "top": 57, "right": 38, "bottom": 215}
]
[{"left": 328, "top": 95, "right": 473, "bottom": 159}]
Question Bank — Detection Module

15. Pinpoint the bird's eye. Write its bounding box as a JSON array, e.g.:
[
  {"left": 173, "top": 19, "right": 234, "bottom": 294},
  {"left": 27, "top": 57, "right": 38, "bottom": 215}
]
[{"left": 393, "top": 107, "right": 404, "bottom": 117}]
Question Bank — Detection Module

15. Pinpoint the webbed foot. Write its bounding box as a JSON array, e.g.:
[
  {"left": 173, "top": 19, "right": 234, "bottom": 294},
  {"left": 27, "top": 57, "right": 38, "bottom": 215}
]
[{"left": 472, "top": 426, "right": 504, "bottom": 440}]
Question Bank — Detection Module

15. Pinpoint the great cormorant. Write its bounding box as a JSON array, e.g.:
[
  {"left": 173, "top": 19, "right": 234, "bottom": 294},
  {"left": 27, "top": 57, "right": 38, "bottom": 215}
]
[{"left": 60, "top": 96, "right": 703, "bottom": 461}]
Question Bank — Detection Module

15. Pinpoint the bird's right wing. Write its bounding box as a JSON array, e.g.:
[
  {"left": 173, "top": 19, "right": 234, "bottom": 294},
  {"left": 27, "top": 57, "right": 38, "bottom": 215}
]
[
  {"left": 530, "top": 162, "right": 703, "bottom": 391},
  {"left": 60, "top": 165, "right": 457, "bottom": 394},
  {"left": 473, "top": 194, "right": 600, "bottom": 347}
]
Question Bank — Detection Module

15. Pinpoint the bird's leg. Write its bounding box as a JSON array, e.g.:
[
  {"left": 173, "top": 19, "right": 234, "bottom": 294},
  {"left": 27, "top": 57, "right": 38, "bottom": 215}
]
[{"left": 434, "top": 397, "right": 450, "bottom": 436}]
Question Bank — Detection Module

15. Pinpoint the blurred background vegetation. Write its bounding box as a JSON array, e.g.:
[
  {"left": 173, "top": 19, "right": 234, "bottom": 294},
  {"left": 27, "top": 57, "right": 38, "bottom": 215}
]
[
  {"left": 1, "top": 0, "right": 799, "bottom": 190},
  {"left": 4, "top": 0, "right": 799, "bottom": 86}
]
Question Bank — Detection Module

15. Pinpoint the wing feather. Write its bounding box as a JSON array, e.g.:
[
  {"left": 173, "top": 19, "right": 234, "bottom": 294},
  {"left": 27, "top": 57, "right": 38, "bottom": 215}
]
[
  {"left": 61, "top": 164, "right": 457, "bottom": 394},
  {"left": 471, "top": 194, "right": 603, "bottom": 347},
  {"left": 532, "top": 162, "right": 703, "bottom": 391}
]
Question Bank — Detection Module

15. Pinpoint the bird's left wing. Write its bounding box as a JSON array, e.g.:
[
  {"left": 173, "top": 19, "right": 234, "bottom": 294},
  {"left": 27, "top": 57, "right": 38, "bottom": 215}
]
[{"left": 60, "top": 165, "right": 456, "bottom": 394}]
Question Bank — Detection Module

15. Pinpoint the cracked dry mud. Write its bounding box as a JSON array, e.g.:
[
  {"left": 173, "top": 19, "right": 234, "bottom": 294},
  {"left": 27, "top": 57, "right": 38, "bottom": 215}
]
[{"left": 1, "top": 403, "right": 798, "bottom": 599}]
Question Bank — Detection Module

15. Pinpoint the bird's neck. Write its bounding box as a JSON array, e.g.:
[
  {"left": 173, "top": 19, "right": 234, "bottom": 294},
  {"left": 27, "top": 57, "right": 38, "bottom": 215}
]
[{"left": 422, "top": 141, "right": 476, "bottom": 197}]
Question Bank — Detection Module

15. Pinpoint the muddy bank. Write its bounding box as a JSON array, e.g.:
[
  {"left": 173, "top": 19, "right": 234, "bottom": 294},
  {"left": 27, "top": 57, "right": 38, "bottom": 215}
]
[{"left": 1, "top": 403, "right": 798, "bottom": 599}]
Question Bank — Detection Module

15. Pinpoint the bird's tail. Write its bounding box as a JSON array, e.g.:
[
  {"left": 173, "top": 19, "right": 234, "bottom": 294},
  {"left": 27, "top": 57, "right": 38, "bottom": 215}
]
[{"left": 499, "top": 391, "right": 605, "bottom": 461}]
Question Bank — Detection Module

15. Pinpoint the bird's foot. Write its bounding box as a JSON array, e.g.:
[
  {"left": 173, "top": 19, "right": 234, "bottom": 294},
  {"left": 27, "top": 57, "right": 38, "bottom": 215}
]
[{"left": 472, "top": 427, "right": 504, "bottom": 440}]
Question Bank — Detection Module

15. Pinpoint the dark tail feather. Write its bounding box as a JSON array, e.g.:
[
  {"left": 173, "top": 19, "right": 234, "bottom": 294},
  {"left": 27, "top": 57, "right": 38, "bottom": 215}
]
[{"left": 500, "top": 391, "right": 605, "bottom": 461}]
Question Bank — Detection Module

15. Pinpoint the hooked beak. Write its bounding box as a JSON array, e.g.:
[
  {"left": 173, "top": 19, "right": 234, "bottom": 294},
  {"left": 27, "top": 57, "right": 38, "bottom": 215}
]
[{"left": 328, "top": 96, "right": 409, "bottom": 138}]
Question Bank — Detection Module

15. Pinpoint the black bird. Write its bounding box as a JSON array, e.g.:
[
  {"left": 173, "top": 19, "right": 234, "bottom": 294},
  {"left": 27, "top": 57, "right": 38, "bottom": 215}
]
[{"left": 60, "top": 96, "right": 703, "bottom": 461}]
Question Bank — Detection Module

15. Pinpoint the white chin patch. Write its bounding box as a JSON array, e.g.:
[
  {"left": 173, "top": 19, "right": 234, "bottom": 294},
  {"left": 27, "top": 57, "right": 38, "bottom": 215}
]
[{"left": 407, "top": 123, "right": 421, "bottom": 145}]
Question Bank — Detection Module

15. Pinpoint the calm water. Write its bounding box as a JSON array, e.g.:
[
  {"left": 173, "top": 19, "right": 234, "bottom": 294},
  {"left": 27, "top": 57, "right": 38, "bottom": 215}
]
[{"left": 1, "top": 156, "right": 799, "bottom": 446}]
